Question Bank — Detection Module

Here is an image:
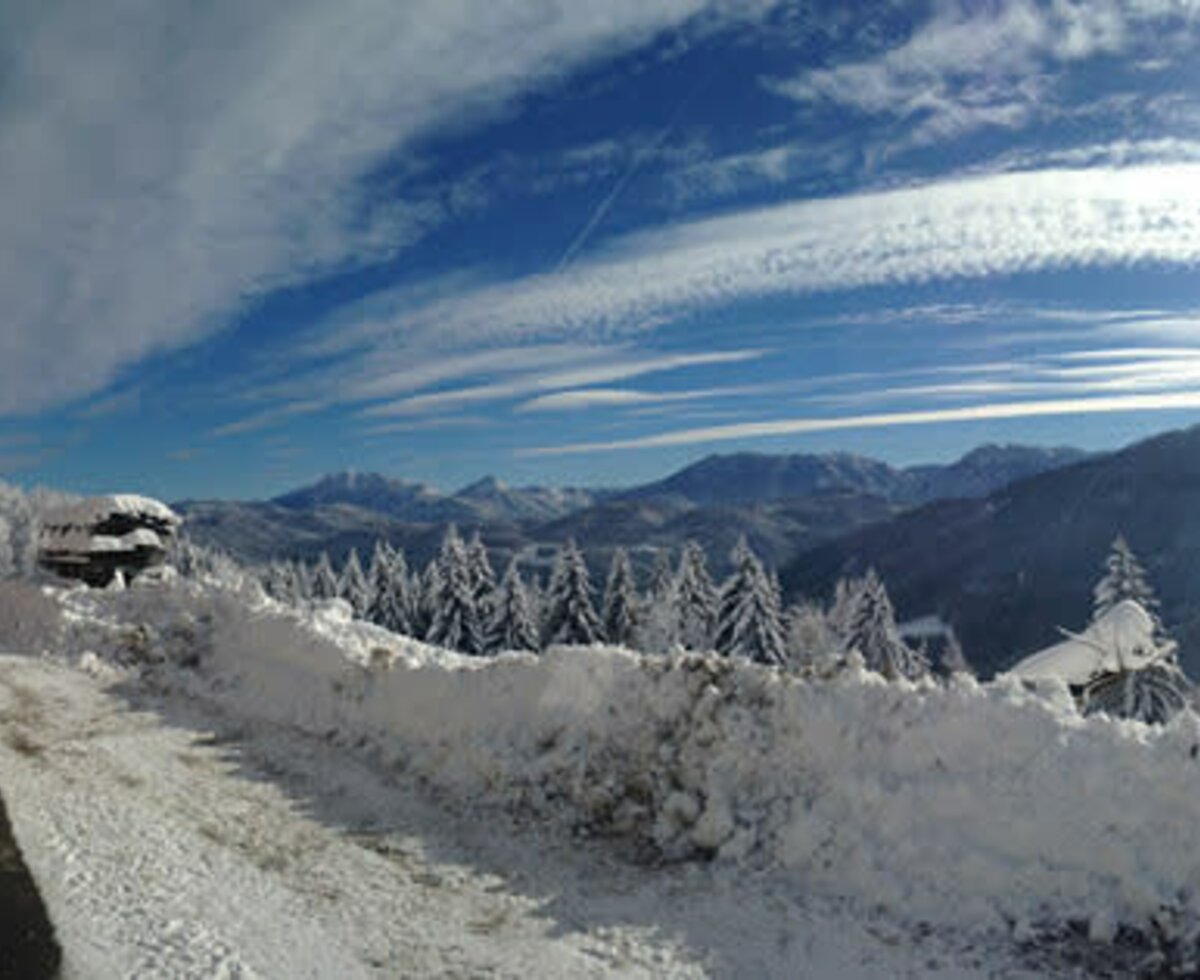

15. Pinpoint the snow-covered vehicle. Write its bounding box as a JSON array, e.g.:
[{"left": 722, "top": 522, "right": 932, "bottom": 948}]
[{"left": 37, "top": 495, "right": 181, "bottom": 587}]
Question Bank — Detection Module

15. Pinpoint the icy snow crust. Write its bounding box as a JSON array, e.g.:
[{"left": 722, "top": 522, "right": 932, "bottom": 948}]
[{"left": 46, "top": 579, "right": 1200, "bottom": 944}]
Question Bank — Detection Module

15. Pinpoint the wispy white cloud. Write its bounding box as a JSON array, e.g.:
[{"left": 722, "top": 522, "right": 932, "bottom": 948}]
[
  {"left": 75, "top": 387, "right": 142, "bottom": 419},
  {"left": 210, "top": 400, "right": 325, "bottom": 438},
  {"left": 763, "top": 0, "right": 1184, "bottom": 150},
  {"left": 342, "top": 344, "right": 601, "bottom": 403},
  {"left": 524, "top": 391, "right": 1200, "bottom": 456},
  {"left": 386, "top": 164, "right": 1200, "bottom": 345},
  {"left": 0, "top": 0, "right": 757, "bottom": 415},
  {"left": 362, "top": 416, "right": 493, "bottom": 437},
  {"left": 1099, "top": 315, "right": 1200, "bottom": 342},
  {"left": 363, "top": 348, "right": 765, "bottom": 417},
  {"left": 517, "top": 383, "right": 766, "bottom": 412}
]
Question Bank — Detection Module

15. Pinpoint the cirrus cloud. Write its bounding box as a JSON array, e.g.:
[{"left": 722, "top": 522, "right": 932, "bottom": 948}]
[
  {"left": 0, "top": 0, "right": 761, "bottom": 416},
  {"left": 388, "top": 163, "right": 1200, "bottom": 345}
]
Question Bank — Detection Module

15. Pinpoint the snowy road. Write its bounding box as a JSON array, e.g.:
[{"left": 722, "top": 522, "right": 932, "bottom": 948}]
[{"left": 0, "top": 654, "right": 1042, "bottom": 978}]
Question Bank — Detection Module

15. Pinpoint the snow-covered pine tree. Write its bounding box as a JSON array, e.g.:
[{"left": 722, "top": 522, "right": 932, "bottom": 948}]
[
  {"left": 487, "top": 559, "right": 541, "bottom": 653},
  {"left": 543, "top": 539, "right": 601, "bottom": 647},
  {"left": 466, "top": 531, "right": 497, "bottom": 625},
  {"left": 1081, "top": 661, "right": 1193, "bottom": 725},
  {"left": 261, "top": 561, "right": 296, "bottom": 602},
  {"left": 647, "top": 550, "right": 674, "bottom": 604},
  {"left": 675, "top": 540, "right": 717, "bottom": 651},
  {"left": 939, "top": 630, "right": 973, "bottom": 677},
  {"left": 367, "top": 541, "right": 412, "bottom": 636},
  {"left": 841, "top": 569, "right": 929, "bottom": 681},
  {"left": 713, "top": 537, "right": 787, "bottom": 666},
  {"left": 427, "top": 525, "right": 484, "bottom": 654},
  {"left": 310, "top": 551, "right": 340, "bottom": 601},
  {"left": 602, "top": 548, "right": 640, "bottom": 647},
  {"left": 1093, "top": 535, "right": 1165, "bottom": 634},
  {"left": 416, "top": 560, "right": 442, "bottom": 639},
  {"left": 826, "top": 576, "right": 859, "bottom": 641},
  {"left": 785, "top": 600, "right": 839, "bottom": 672},
  {"left": 638, "top": 548, "right": 680, "bottom": 652},
  {"left": 338, "top": 548, "right": 372, "bottom": 618},
  {"left": 291, "top": 559, "right": 313, "bottom": 602}
]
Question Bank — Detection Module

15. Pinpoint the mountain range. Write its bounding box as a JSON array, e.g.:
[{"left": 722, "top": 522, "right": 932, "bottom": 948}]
[
  {"left": 175, "top": 441, "right": 1084, "bottom": 592},
  {"left": 782, "top": 425, "right": 1200, "bottom": 678},
  {"left": 180, "top": 431, "right": 1200, "bottom": 677}
]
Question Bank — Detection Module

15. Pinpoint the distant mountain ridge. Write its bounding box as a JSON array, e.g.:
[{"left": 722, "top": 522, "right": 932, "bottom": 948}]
[
  {"left": 618, "top": 444, "right": 1087, "bottom": 508},
  {"left": 780, "top": 424, "right": 1200, "bottom": 679},
  {"left": 265, "top": 443, "right": 1086, "bottom": 523},
  {"left": 174, "top": 442, "right": 1086, "bottom": 583},
  {"left": 271, "top": 471, "right": 607, "bottom": 525}
]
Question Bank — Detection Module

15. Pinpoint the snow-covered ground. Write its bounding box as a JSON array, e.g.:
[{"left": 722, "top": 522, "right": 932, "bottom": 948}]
[{"left": 3, "top": 576, "right": 1199, "bottom": 976}]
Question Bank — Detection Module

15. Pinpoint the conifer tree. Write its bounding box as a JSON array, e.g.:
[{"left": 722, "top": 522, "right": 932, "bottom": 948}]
[
  {"left": 602, "top": 548, "right": 640, "bottom": 647},
  {"left": 260, "top": 561, "right": 289, "bottom": 601},
  {"left": 675, "top": 540, "right": 717, "bottom": 651},
  {"left": 416, "top": 560, "right": 443, "bottom": 639},
  {"left": 1081, "top": 662, "right": 1193, "bottom": 725},
  {"left": 338, "top": 547, "right": 372, "bottom": 618},
  {"left": 841, "top": 569, "right": 929, "bottom": 681},
  {"left": 1093, "top": 535, "right": 1164, "bottom": 634},
  {"left": 543, "top": 539, "right": 601, "bottom": 646},
  {"left": 638, "top": 548, "right": 680, "bottom": 652},
  {"left": 310, "top": 551, "right": 340, "bottom": 601},
  {"left": 939, "top": 630, "right": 973, "bottom": 677},
  {"left": 487, "top": 560, "right": 541, "bottom": 653},
  {"left": 713, "top": 537, "right": 786, "bottom": 666},
  {"left": 785, "top": 600, "right": 839, "bottom": 671},
  {"left": 367, "top": 541, "right": 412, "bottom": 636},
  {"left": 466, "top": 531, "right": 497, "bottom": 625},
  {"left": 291, "top": 559, "right": 313, "bottom": 602},
  {"left": 647, "top": 549, "right": 675, "bottom": 605},
  {"left": 427, "top": 525, "right": 484, "bottom": 654}
]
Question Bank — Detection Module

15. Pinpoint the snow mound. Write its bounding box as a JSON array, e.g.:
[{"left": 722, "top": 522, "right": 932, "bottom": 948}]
[
  {"left": 1009, "top": 599, "right": 1165, "bottom": 685},
  {"left": 41, "top": 580, "right": 1200, "bottom": 946}
]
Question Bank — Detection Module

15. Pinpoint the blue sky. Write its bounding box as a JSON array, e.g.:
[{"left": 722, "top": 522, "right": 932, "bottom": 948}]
[{"left": 3, "top": 0, "right": 1200, "bottom": 500}]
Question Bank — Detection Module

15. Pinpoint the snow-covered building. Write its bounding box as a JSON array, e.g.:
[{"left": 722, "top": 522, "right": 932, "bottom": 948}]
[{"left": 38, "top": 495, "right": 181, "bottom": 587}]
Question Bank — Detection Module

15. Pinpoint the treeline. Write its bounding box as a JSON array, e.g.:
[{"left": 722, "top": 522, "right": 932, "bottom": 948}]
[{"left": 181, "top": 526, "right": 966, "bottom": 680}]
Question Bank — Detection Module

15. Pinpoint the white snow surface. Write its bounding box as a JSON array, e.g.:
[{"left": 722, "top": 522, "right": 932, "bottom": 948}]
[
  {"left": 4, "top": 576, "right": 1200, "bottom": 975},
  {"left": 1008, "top": 599, "right": 1166, "bottom": 685},
  {"left": 40, "top": 493, "right": 180, "bottom": 529}
]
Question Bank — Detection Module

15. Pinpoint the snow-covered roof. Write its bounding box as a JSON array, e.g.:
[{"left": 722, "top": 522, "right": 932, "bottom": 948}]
[
  {"left": 41, "top": 494, "right": 180, "bottom": 530},
  {"left": 1008, "top": 600, "right": 1166, "bottom": 686},
  {"left": 41, "top": 527, "right": 169, "bottom": 556}
]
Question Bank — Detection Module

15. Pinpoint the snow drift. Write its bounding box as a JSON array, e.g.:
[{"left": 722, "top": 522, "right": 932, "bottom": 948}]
[{"left": 31, "top": 578, "right": 1200, "bottom": 948}]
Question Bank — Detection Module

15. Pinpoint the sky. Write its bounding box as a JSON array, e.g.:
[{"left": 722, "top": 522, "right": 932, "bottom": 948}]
[{"left": 3, "top": 0, "right": 1200, "bottom": 500}]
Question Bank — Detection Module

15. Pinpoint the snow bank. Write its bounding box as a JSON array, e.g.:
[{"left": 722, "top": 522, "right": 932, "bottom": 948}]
[{"left": 41, "top": 580, "right": 1200, "bottom": 946}]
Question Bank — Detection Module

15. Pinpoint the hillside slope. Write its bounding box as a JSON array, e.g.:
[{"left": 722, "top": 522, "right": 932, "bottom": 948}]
[{"left": 783, "top": 424, "right": 1200, "bottom": 677}]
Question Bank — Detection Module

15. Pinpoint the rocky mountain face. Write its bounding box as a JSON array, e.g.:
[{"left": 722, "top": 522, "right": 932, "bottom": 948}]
[{"left": 781, "top": 425, "right": 1200, "bottom": 679}]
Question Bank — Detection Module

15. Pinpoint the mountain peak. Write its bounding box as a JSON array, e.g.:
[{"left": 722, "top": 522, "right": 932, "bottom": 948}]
[{"left": 455, "top": 475, "right": 508, "bottom": 497}]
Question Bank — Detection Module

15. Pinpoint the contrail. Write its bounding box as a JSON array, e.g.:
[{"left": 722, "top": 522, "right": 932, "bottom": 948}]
[{"left": 554, "top": 79, "right": 704, "bottom": 275}]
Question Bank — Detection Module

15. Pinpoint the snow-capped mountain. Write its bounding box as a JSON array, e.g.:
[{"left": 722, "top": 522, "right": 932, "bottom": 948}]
[{"left": 173, "top": 443, "right": 1086, "bottom": 580}]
